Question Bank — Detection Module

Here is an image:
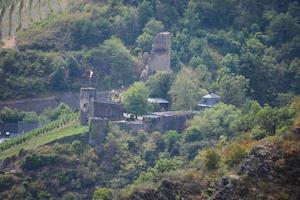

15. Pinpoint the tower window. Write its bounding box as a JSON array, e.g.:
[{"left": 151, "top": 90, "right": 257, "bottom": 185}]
[{"left": 107, "top": 107, "right": 112, "bottom": 116}]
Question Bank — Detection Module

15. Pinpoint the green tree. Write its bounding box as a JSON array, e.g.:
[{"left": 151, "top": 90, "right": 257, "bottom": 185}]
[
  {"left": 137, "top": 0, "right": 154, "bottom": 29},
  {"left": 289, "top": 58, "right": 300, "bottom": 93},
  {"left": 87, "top": 37, "right": 137, "bottom": 88},
  {"left": 267, "top": 13, "right": 300, "bottom": 44},
  {"left": 136, "top": 32, "right": 153, "bottom": 52},
  {"left": 143, "top": 18, "right": 165, "bottom": 36},
  {"left": 186, "top": 103, "right": 242, "bottom": 141},
  {"left": 169, "top": 67, "right": 207, "bottom": 110},
  {"left": 93, "top": 188, "right": 113, "bottom": 200},
  {"left": 48, "top": 56, "right": 68, "bottom": 90},
  {"left": 145, "top": 72, "right": 174, "bottom": 99},
  {"left": 122, "top": 82, "right": 152, "bottom": 117},
  {"left": 254, "top": 104, "right": 279, "bottom": 135},
  {"left": 182, "top": 1, "right": 201, "bottom": 34},
  {"left": 136, "top": 18, "right": 165, "bottom": 52},
  {"left": 0, "top": 107, "right": 24, "bottom": 123},
  {"left": 162, "top": 130, "right": 181, "bottom": 156},
  {"left": 213, "top": 68, "right": 249, "bottom": 107},
  {"left": 203, "top": 149, "right": 221, "bottom": 170}
]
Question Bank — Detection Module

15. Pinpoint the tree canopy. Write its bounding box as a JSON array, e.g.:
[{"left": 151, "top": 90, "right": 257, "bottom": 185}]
[{"left": 121, "top": 82, "right": 152, "bottom": 117}]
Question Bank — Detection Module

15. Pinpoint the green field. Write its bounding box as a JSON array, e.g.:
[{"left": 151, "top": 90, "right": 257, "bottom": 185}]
[{"left": 0, "top": 124, "right": 88, "bottom": 160}]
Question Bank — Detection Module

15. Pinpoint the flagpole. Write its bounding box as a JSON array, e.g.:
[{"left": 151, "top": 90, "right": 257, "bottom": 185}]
[{"left": 89, "top": 69, "right": 94, "bottom": 87}]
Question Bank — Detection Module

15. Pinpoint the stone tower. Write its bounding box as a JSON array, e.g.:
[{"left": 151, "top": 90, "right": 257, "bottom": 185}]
[
  {"left": 89, "top": 118, "right": 108, "bottom": 146},
  {"left": 80, "top": 87, "right": 96, "bottom": 125},
  {"left": 140, "top": 32, "right": 171, "bottom": 81},
  {"left": 148, "top": 32, "right": 171, "bottom": 73}
]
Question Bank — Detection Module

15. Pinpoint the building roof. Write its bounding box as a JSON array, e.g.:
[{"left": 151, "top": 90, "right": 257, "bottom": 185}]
[
  {"left": 198, "top": 103, "right": 213, "bottom": 108},
  {"left": 148, "top": 98, "right": 169, "bottom": 104},
  {"left": 202, "top": 93, "right": 221, "bottom": 99}
]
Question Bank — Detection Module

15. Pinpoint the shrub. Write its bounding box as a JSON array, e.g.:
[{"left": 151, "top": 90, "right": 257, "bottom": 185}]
[
  {"left": 135, "top": 158, "right": 182, "bottom": 184},
  {"left": 251, "top": 126, "right": 267, "bottom": 140},
  {"left": 61, "top": 192, "right": 80, "bottom": 200},
  {"left": 276, "top": 192, "right": 290, "bottom": 200},
  {"left": 224, "top": 144, "right": 248, "bottom": 167},
  {"left": 72, "top": 140, "right": 84, "bottom": 155},
  {"left": 142, "top": 149, "right": 158, "bottom": 166},
  {"left": 186, "top": 104, "right": 242, "bottom": 140},
  {"left": 0, "top": 175, "right": 16, "bottom": 192},
  {"left": 93, "top": 187, "right": 113, "bottom": 200},
  {"left": 202, "top": 149, "right": 221, "bottom": 170},
  {"left": 21, "top": 154, "right": 61, "bottom": 170}
]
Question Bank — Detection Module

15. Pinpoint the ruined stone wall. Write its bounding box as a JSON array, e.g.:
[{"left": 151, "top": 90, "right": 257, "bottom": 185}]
[
  {"left": 144, "top": 112, "right": 196, "bottom": 133},
  {"left": 105, "top": 111, "right": 197, "bottom": 134},
  {"left": 0, "top": 121, "right": 39, "bottom": 137},
  {"left": 0, "top": 90, "right": 115, "bottom": 115},
  {"left": 140, "top": 32, "right": 171, "bottom": 80},
  {"left": 89, "top": 118, "right": 108, "bottom": 146},
  {"left": 0, "top": 123, "right": 18, "bottom": 135},
  {"left": 17, "top": 121, "right": 39, "bottom": 134},
  {"left": 0, "top": 92, "right": 80, "bottom": 114},
  {"left": 148, "top": 32, "right": 171, "bottom": 73},
  {"left": 92, "top": 101, "right": 124, "bottom": 121},
  {"left": 110, "top": 120, "right": 145, "bottom": 133}
]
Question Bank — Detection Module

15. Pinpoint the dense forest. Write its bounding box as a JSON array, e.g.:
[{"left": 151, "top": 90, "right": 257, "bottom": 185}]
[{"left": 0, "top": 0, "right": 300, "bottom": 200}]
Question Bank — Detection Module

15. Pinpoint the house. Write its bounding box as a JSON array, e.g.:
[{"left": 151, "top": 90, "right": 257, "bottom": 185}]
[
  {"left": 198, "top": 93, "right": 221, "bottom": 108},
  {"left": 147, "top": 98, "right": 169, "bottom": 111}
]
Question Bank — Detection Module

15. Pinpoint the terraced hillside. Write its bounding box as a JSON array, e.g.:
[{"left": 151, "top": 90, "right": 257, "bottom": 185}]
[{"left": 0, "top": 0, "right": 71, "bottom": 40}]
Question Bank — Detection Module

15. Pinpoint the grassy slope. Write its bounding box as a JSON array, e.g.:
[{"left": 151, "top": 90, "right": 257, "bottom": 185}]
[{"left": 0, "top": 123, "right": 88, "bottom": 160}]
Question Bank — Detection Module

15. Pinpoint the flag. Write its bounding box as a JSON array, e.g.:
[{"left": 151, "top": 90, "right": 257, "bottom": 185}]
[{"left": 89, "top": 70, "right": 94, "bottom": 79}]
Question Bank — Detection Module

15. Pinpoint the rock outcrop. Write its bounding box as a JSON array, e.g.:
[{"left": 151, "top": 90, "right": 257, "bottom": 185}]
[{"left": 212, "top": 141, "right": 300, "bottom": 200}]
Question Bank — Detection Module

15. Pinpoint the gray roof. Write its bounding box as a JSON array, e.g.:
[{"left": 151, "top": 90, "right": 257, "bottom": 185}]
[
  {"left": 148, "top": 98, "right": 169, "bottom": 104},
  {"left": 202, "top": 93, "right": 221, "bottom": 99}
]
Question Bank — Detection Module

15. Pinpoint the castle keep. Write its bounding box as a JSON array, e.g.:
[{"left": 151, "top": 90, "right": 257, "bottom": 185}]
[
  {"left": 140, "top": 32, "right": 171, "bottom": 80},
  {"left": 148, "top": 32, "right": 171, "bottom": 73}
]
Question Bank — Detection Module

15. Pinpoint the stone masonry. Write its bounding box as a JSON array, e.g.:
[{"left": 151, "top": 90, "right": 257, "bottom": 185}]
[
  {"left": 140, "top": 32, "right": 171, "bottom": 80},
  {"left": 148, "top": 32, "right": 171, "bottom": 73},
  {"left": 80, "top": 87, "right": 96, "bottom": 125}
]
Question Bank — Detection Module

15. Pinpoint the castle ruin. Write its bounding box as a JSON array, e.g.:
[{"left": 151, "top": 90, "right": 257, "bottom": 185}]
[
  {"left": 80, "top": 87, "right": 197, "bottom": 146},
  {"left": 140, "top": 32, "right": 172, "bottom": 80}
]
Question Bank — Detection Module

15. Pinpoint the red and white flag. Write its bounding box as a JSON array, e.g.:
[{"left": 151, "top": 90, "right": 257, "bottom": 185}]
[{"left": 89, "top": 70, "right": 94, "bottom": 79}]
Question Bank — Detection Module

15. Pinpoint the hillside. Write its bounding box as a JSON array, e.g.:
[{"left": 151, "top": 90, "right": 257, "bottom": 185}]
[
  {"left": 0, "top": 122, "right": 88, "bottom": 160},
  {"left": 0, "top": 0, "right": 72, "bottom": 40},
  {"left": 0, "top": 0, "right": 300, "bottom": 200},
  {"left": 0, "top": 100, "right": 299, "bottom": 199}
]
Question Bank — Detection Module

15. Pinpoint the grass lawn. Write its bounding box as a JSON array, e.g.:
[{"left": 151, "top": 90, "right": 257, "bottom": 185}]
[{"left": 0, "top": 123, "right": 89, "bottom": 160}]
